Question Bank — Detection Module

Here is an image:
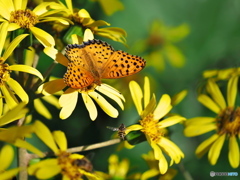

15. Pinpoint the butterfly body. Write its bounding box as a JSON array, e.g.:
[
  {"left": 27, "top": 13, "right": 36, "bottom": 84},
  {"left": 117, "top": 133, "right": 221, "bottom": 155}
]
[{"left": 64, "top": 39, "right": 146, "bottom": 90}]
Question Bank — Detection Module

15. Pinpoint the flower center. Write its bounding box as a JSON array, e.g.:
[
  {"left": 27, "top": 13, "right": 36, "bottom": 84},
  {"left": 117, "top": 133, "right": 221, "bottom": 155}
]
[
  {"left": 57, "top": 151, "right": 87, "bottom": 180},
  {"left": 217, "top": 107, "right": 240, "bottom": 136},
  {"left": 140, "top": 113, "right": 164, "bottom": 143},
  {"left": 10, "top": 9, "right": 39, "bottom": 28},
  {"left": 0, "top": 63, "right": 10, "bottom": 85}
]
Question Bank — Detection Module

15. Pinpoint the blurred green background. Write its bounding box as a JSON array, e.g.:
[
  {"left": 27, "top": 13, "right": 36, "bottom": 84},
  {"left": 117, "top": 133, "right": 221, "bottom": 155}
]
[{"left": 35, "top": 0, "right": 240, "bottom": 179}]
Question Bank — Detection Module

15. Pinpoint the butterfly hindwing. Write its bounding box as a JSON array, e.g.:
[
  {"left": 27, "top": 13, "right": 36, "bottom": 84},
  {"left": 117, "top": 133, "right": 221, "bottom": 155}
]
[
  {"left": 63, "top": 62, "right": 95, "bottom": 89},
  {"left": 101, "top": 50, "right": 146, "bottom": 79}
]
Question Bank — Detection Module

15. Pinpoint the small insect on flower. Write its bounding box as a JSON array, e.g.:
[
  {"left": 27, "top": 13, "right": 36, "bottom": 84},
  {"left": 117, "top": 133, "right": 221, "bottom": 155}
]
[
  {"left": 72, "top": 157, "right": 93, "bottom": 172},
  {"left": 107, "top": 123, "right": 127, "bottom": 140}
]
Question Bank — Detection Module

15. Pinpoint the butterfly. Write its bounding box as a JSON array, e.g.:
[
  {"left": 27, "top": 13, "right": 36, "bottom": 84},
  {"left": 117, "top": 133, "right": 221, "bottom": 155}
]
[{"left": 63, "top": 39, "right": 146, "bottom": 89}]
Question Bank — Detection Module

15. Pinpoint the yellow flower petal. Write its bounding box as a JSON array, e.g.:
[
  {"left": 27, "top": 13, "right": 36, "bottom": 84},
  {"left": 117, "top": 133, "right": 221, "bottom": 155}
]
[
  {"left": 159, "top": 153, "right": 168, "bottom": 174},
  {"left": 153, "top": 94, "right": 172, "bottom": 120},
  {"left": 82, "top": 93, "right": 97, "bottom": 120},
  {"left": 3, "top": 34, "right": 29, "bottom": 60},
  {"left": 164, "top": 44, "right": 185, "bottom": 67},
  {"left": 65, "top": 0, "right": 73, "bottom": 12},
  {"left": 1, "top": 85, "right": 18, "bottom": 109},
  {"left": 184, "top": 124, "right": 216, "bottom": 137},
  {"left": 34, "top": 120, "right": 59, "bottom": 154},
  {"left": 89, "top": 91, "right": 119, "bottom": 118},
  {"left": 208, "top": 134, "right": 226, "bottom": 165},
  {"left": 42, "top": 79, "right": 66, "bottom": 95},
  {"left": 40, "top": 17, "right": 70, "bottom": 25},
  {"left": 32, "top": 2, "right": 52, "bottom": 15},
  {"left": 0, "top": 145, "right": 14, "bottom": 171},
  {"left": 195, "top": 134, "right": 219, "bottom": 158},
  {"left": 159, "top": 137, "right": 184, "bottom": 164},
  {"left": 185, "top": 117, "right": 215, "bottom": 126},
  {"left": 0, "top": 1, "right": 11, "bottom": 20},
  {"left": 59, "top": 90, "right": 78, "bottom": 119},
  {"left": 52, "top": 131, "right": 67, "bottom": 151},
  {"left": 159, "top": 115, "right": 186, "bottom": 128},
  {"left": 227, "top": 76, "right": 238, "bottom": 107},
  {"left": 36, "top": 162, "right": 61, "bottom": 179},
  {"left": 228, "top": 136, "right": 239, "bottom": 168},
  {"left": 126, "top": 124, "right": 143, "bottom": 133},
  {"left": 0, "top": 102, "right": 28, "bottom": 126},
  {"left": 0, "top": 168, "right": 20, "bottom": 179},
  {"left": 9, "top": 65, "right": 43, "bottom": 81},
  {"left": 34, "top": 99, "right": 52, "bottom": 119},
  {"left": 96, "top": 84, "right": 124, "bottom": 110},
  {"left": 0, "top": 22, "right": 9, "bottom": 55},
  {"left": 83, "top": 28, "right": 94, "bottom": 41},
  {"left": 14, "top": 139, "right": 44, "bottom": 157},
  {"left": 69, "top": 153, "right": 84, "bottom": 160},
  {"left": 41, "top": 95, "right": 60, "bottom": 109},
  {"left": 144, "top": 76, "right": 150, "bottom": 108},
  {"left": 171, "top": 89, "right": 188, "bottom": 106},
  {"left": 129, "top": 80, "right": 143, "bottom": 115},
  {"left": 8, "top": 23, "right": 20, "bottom": 31},
  {"left": 206, "top": 79, "right": 226, "bottom": 109},
  {"left": 203, "top": 69, "right": 218, "bottom": 78},
  {"left": 141, "top": 169, "right": 159, "bottom": 180},
  {"left": 197, "top": 94, "right": 220, "bottom": 114},
  {"left": 28, "top": 158, "right": 58, "bottom": 175},
  {"left": 55, "top": 51, "right": 69, "bottom": 67},
  {"left": 7, "top": 78, "right": 28, "bottom": 103},
  {"left": 168, "top": 23, "right": 190, "bottom": 42},
  {"left": 30, "top": 26, "right": 55, "bottom": 47},
  {"left": 43, "top": 47, "right": 58, "bottom": 60},
  {"left": 151, "top": 142, "right": 162, "bottom": 160},
  {"left": 95, "top": 27, "right": 127, "bottom": 45}
]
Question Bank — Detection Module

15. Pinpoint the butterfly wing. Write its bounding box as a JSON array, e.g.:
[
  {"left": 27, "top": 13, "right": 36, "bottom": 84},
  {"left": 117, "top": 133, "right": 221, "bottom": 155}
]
[
  {"left": 79, "top": 39, "right": 115, "bottom": 71},
  {"left": 63, "top": 62, "right": 95, "bottom": 89},
  {"left": 101, "top": 50, "right": 146, "bottom": 79}
]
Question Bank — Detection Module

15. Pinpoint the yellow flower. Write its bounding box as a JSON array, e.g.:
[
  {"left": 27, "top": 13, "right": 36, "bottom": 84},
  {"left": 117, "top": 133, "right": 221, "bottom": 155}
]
[
  {"left": 28, "top": 121, "right": 99, "bottom": 180},
  {"left": 51, "top": 0, "right": 127, "bottom": 45},
  {"left": 141, "top": 151, "right": 177, "bottom": 180},
  {"left": 131, "top": 20, "right": 189, "bottom": 70},
  {"left": 0, "top": 145, "right": 20, "bottom": 179},
  {"left": 95, "top": 154, "right": 141, "bottom": 180},
  {"left": 0, "top": 22, "right": 43, "bottom": 110},
  {"left": 184, "top": 76, "right": 240, "bottom": 168},
  {"left": 0, "top": 122, "right": 44, "bottom": 157},
  {"left": 127, "top": 77, "right": 185, "bottom": 174},
  {"left": 42, "top": 30, "right": 125, "bottom": 120},
  {"left": 91, "top": 0, "right": 124, "bottom": 16},
  {"left": 0, "top": 0, "right": 70, "bottom": 48}
]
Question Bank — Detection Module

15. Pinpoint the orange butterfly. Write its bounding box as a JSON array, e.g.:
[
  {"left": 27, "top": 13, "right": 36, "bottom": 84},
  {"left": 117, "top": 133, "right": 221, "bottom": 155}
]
[{"left": 64, "top": 39, "right": 146, "bottom": 89}]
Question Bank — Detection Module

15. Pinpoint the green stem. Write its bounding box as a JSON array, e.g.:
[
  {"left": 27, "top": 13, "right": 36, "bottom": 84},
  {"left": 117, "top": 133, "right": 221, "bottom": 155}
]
[{"left": 178, "top": 162, "right": 193, "bottom": 180}]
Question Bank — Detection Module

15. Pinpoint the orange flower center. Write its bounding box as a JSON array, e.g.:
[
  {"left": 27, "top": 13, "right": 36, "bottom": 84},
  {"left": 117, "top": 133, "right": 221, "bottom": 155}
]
[
  {"left": 10, "top": 9, "right": 39, "bottom": 28},
  {"left": 0, "top": 63, "right": 10, "bottom": 85},
  {"left": 57, "top": 151, "right": 92, "bottom": 180},
  {"left": 217, "top": 107, "right": 240, "bottom": 136},
  {"left": 140, "top": 113, "right": 164, "bottom": 143}
]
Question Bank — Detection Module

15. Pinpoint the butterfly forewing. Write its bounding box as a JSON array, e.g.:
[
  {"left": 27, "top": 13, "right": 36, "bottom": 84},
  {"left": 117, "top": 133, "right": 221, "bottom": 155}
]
[
  {"left": 101, "top": 50, "right": 146, "bottom": 79},
  {"left": 81, "top": 39, "right": 115, "bottom": 71}
]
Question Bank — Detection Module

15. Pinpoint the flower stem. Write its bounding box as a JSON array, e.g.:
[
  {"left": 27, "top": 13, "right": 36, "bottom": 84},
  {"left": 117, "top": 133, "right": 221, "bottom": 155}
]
[{"left": 67, "top": 139, "right": 121, "bottom": 153}]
